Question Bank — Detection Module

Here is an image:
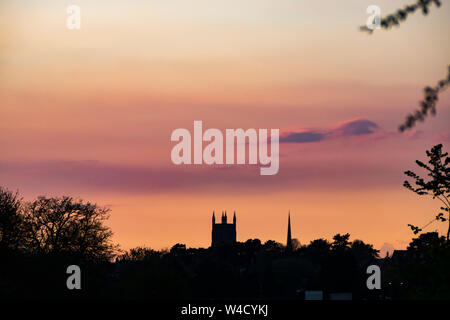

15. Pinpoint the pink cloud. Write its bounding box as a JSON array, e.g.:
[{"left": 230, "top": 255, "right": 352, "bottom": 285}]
[
  {"left": 432, "top": 131, "right": 450, "bottom": 143},
  {"left": 280, "top": 118, "right": 385, "bottom": 143},
  {"left": 0, "top": 156, "right": 403, "bottom": 197}
]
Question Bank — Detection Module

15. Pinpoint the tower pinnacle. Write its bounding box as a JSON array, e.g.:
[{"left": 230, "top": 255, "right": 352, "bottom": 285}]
[{"left": 212, "top": 210, "right": 237, "bottom": 247}]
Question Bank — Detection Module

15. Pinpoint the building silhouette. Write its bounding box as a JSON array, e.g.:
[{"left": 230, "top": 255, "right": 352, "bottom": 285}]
[
  {"left": 211, "top": 211, "right": 236, "bottom": 247},
  {"left": 211, "top": 211, "right": 294, "bottom": 248},
  {"left": 286, "top": 212, "right": 293, "bottom": 251}
]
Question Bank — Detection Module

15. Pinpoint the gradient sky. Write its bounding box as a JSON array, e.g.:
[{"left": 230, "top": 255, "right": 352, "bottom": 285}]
[{"left": 1, "top": 0, "right": 449, "bottom": 255}]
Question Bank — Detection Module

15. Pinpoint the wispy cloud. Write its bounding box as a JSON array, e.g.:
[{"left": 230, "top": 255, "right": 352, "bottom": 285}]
[
  {"left": 0, "top": 155, "right": 402, "bottom": 197},
  {"left": 333, "top": 119, "right": 379, "bottom": 136},
  {"left": 280, "top": 118, "right": 382, "bottom": 144},
  {"left": 432, "top": 131, "right": 450, "bottom": 143},
  {"left": 280, "top": 131, "right": 326, "bottom": 143}
]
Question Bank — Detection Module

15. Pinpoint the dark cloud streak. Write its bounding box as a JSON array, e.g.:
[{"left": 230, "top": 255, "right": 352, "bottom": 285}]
[{"left": 280, "top": 118, "right": 381, "bottom": 143}]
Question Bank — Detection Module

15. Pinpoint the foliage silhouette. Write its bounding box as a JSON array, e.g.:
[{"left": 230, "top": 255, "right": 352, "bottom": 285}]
[
  {"left": 399, "top": 67, "right": 450, "bottom": 132},
  {"left": 360, "top": 0, "right": 442, "bottom": 33},
  {"left": 384, "top": 232, "right": 450, "bottom": 299},
  {"left": 0, "top": 187, "right": 24, "bottom": 250},
  {"left": 360, "top": 0, "right": 449, "bottom": 131},
  {"left": 403, "top": 144, "right": 450, "bottom": 241},
  {"left": 22, "top": 196, "right": 118, "bottom": 261},
  {"left": 1, "top": 188, "right": 449, "bottom": 299}
]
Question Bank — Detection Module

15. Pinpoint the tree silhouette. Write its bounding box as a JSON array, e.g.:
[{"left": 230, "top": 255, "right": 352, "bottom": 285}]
[
  {"left": 403, "top": 144, "right": 450, "bottom": 241},
  {"left": 350, "top": 239, "right": 379, "bottom": 262},
  {"left": 0, "top": 187, "right": 24, "bottom": 250},
  {"left": 23, "top": 196, "right": 118, "bottom": 260},
  {"left": 407, "top": 231, "right": 446, "bottom": 252},
  {"left": 331, "top": 233, "right": 351, "bottom": 250},
  {"left": 117, "top": 246, "right": 161, "bottom": 262},
  {"left": 360, "top": 0, "right": 449, "bottom": 131},
  {"left": 2, "top": 187, "right": 449, "bottom": 299}
]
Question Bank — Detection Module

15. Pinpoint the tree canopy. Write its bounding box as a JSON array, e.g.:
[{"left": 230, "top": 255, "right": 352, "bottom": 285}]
[{"left": 403, "top": 144, "right": 450, "bottom": 240}]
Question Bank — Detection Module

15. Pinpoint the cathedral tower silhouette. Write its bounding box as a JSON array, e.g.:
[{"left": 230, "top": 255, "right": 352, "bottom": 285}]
[{"left": 211, "top": 211, "right": 236, "bottom": 247}]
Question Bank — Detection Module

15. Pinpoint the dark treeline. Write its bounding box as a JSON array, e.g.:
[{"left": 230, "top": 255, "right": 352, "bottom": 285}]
[{"left": 1, "top": 187, "right": 449, "bottom": 300}]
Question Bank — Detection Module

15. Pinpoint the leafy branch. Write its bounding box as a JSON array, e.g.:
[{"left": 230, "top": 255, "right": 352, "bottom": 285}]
[
  {"left": 360, "top": 0, "right": 448, "bottom": 131},
  {"left": 360, "top": 0, "right": 442, "bottom": 33},
  {"left": 404, "top": 144, "right": 450, "bottom": 241},
  {"left": 399, "top": 67, "right": 450, "bottom": 132}
]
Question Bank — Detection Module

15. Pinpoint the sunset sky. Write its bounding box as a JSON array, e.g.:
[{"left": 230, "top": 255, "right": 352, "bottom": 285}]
[{"left": 1, "top": 0, "right": 449, "bottom": 255}]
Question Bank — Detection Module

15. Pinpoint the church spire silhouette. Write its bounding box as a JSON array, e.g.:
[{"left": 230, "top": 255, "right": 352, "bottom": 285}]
[{"left": 286, "top": 211, "right": 293, "bottom": 251}]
